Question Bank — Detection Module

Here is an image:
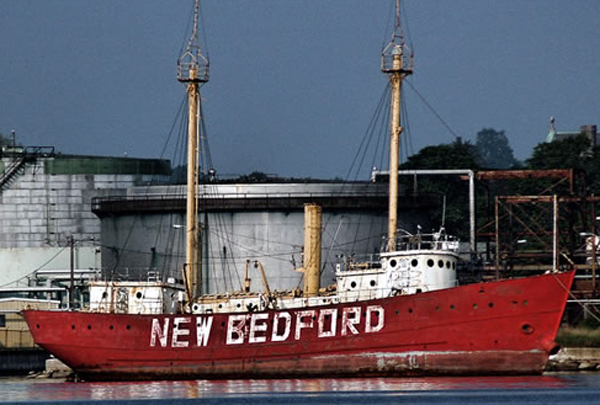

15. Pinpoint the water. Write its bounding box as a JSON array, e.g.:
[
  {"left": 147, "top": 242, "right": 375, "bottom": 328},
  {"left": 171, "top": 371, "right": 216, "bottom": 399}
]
[{"left": 2, "top": 374, "right": 600, "bottom": 404}]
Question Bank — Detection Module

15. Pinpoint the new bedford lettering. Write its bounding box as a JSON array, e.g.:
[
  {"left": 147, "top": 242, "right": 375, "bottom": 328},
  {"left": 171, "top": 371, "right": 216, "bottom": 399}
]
[{"left": 150, "top": 305, "right": 384, "bottom": 348}]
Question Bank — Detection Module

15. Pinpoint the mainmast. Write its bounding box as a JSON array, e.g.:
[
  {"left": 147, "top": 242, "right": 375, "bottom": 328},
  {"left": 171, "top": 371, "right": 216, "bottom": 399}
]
[
  {"left": 178, "top": 0, "right": 209, "bottom": 303},
  {"left": 382, "top": 0, "right": 413, "bottom": 252}
]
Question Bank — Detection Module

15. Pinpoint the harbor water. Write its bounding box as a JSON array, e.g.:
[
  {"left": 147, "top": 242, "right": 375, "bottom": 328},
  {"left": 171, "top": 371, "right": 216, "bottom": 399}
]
[{"left": 3, "top": 374, "right": 600, "bottom": 404}]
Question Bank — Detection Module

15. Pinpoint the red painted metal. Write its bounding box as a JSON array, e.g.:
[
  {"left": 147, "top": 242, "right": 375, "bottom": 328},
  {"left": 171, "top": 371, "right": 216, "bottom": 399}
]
[{"left": 23, "top": 271, "right": 574, "bottom": 381}]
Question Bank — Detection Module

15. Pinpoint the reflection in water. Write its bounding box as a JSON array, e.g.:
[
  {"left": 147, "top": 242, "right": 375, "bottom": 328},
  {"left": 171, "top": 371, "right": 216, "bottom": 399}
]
[{"left": 0, "top": 375, "right": 573, "bottom": 402}]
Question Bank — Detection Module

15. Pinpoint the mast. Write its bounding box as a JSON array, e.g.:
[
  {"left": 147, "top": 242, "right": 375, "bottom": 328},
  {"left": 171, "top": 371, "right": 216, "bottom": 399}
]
[
  {"left": 178, "top": 0, "right": 209, "bottom": 303},
  {"left": 382, "top": 0, "right": 413, "bottom": 252}
]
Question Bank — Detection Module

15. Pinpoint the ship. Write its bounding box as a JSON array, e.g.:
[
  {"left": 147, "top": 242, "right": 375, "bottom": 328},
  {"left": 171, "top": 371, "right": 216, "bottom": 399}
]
[{"left": 22, "top": 0, "right": 575, "bottom": 381}]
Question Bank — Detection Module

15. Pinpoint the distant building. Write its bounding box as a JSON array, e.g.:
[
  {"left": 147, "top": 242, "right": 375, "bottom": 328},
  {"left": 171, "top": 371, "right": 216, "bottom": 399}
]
[
  {"left": 93, "top": 182, "right": 438, "bottom": 294},
  {"left": 546, "top": 116, "right": 599, "bottom": 146},
  {"left": 0, "top": 147, "right": 170, "bottom": 292}
]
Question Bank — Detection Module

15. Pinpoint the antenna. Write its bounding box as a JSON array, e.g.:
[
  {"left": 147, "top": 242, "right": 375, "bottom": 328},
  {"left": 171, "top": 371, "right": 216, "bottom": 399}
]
[{"left": 177, "top": 0, "right": 209, "bottom": 84}]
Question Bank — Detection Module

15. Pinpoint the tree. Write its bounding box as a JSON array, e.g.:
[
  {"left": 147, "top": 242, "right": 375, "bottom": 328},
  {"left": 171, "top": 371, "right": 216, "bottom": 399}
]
[
  {"left": 401, "top": 138, "right": 479, "bottom": 170},
  {"left": 527, "top": 134, "right": 600, "bottom": 194},
  {"left": 399, "top": 138, "right": 480, "bottom": 239},
  {"left": 475, "top": 128, "right": 518, "bottom": 169},
  {"left": 527, "top": 134, "right": 591, "bottom": 171}
]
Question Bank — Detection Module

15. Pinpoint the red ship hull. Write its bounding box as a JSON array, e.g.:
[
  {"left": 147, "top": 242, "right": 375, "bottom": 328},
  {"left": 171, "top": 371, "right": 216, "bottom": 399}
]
[{"left": 23, "top": 271, "right": 574, "bottom": 381}]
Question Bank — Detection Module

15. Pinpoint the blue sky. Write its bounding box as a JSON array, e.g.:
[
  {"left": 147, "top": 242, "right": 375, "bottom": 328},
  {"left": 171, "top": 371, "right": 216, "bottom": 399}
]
[{"left": 1, "top": 1, "right": 599, "bottom": 178}]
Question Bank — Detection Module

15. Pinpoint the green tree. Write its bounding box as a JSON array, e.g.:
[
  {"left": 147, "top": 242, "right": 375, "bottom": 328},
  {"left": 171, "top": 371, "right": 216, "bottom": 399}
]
[
  {"left": 399, "top": 138, "right": 480, "bottom": 239},
  {"left": 527, "top": 134, "right": 600, "bottom": 194},
  {"left": 475, "top": 128, "right": 518, "bottom": 169},
  {"left": 527, "top": 134, "right": 591, "bottom": 171},
  {"left": 401, "top": 138, "right": 479, "bottom": 170}
]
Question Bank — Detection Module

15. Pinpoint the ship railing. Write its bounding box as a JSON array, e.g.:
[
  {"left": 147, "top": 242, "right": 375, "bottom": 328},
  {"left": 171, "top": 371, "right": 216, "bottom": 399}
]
[
  {"left": 99, "top": 267, "right": 180, "bottom": 284},
  {"left": 384, "top": 231, "right": 460, "bottom": 253},
  {"left": 336, "top": 254, "right": 382, "bottom": 273}
]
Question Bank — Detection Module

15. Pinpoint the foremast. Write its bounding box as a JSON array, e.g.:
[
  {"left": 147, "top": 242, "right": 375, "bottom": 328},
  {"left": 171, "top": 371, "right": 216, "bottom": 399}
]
[
  {"left": 382, "top": 0, "right": 413, "bottom": 252},
  {"left": 178, "top": 0, "right": 209, "bottom": 303}
]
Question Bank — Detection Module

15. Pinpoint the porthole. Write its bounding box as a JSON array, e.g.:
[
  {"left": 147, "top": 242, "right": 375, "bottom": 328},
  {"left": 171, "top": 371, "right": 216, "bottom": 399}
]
[
  {"left": 370, "top": 280, "right": 377, "bottom": 287},
  {"left": 87, "top": 325, "right": 92, "bottom": 330},
  {"left": 135, "top": 291, "right": 143, "bottom": 299},
  {"left": 102, "top": 292, "right": 108, "bottom": 299},
  {"left": 408, "top": 308, "right": 413, "bottom": 313},
  {"left": 126, "top": 325, "right": 131, "bottom": 330},
  {"left": 452, "top": 262, "right": 456, "bottom": 269},
  {"left": 350, "top": 281, "right": 357, "bottom": 289},
  {"left": 389, "top": 259, "right": 397, "bottom": 268},
  {"left": 521, "top": 323, "right": 534, "bottom": 335},
  {"left": 36, "top": 324, "right": 40, "bottom": 329},
  {"left": 489, "top": 302, "right": 494, "bottom": 308},
  {"left": 438, "top": 260, "right": 444, "bottom": 268},
  {"left": 411, "top": 259, "right": 418, "bottom": 267},
  {"left": 218, "top": 304, "right": 223, "bottom": 309},
  {"left": 236, "top": 303, "right": 241, "bottom": 308},
  {"left": 427, "top": 259, "right": 434, "bottom": 267},
  {"left": 446, "top": 261, "right": 451, "bottom": 269},
  {"left": 109, "top": 325, "right": 114, "bottom": 330},
  {"left": 450, "top": 305, "right": 455, "bottom": 310},
  {"left": 71, "top": 325, "right": 75, "bottom": 330}
]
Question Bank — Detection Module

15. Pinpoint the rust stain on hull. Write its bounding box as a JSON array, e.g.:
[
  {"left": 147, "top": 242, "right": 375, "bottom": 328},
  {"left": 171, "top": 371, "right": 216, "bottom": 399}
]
[{"left": 73, "top": 350, "right": 549, "bottom": 381}]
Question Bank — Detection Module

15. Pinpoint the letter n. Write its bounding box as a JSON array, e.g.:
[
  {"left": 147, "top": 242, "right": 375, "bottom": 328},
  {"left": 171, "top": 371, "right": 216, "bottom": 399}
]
[{"left": 150, "top": 318, "right": 170, "bottom": 347}]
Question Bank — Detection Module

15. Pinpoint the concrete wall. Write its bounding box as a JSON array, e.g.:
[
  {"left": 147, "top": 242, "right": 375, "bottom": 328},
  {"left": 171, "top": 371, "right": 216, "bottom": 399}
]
[
  {"left": 0, "top": 155, "right": 168, "bottom": 287},
  {"left": 0, "top": 246, "right": 100, "bottom": 287}
]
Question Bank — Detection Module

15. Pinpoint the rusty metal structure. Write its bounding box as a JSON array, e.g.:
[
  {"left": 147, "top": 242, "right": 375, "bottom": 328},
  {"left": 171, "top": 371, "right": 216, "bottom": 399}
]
[{"left": 476, "top": 168, "right": 600, "bottom": 298}]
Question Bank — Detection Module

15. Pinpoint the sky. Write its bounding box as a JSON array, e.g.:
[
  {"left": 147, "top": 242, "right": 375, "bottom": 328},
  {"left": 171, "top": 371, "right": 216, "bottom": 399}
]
[{"left": 1, "top": 1, "right": 599, "bottom": 179}]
